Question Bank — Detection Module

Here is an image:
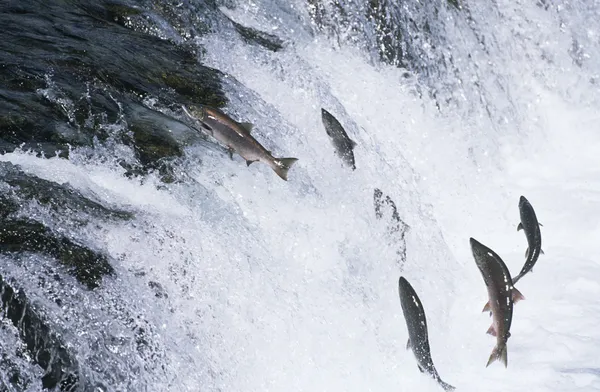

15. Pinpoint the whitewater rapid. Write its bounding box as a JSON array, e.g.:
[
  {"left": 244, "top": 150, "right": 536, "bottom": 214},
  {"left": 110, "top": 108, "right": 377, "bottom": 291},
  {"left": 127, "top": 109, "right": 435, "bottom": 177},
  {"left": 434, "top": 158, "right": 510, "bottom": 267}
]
[{"left": 2, "top": 0, "right": 600, "bottom": 391}]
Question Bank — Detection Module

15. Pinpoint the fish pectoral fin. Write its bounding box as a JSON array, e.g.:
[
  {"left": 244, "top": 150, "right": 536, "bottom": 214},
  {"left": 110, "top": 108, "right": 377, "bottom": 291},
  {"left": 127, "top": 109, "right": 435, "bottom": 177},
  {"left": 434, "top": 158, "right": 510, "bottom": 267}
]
[
  {"left": 246, "top": 160, "right": 254, "bottom": 167},
  {"left": 541, "top": 249, "right": 545, "bottom": 255},
  {"left": 417, "top": 364, "right": 425, "bottom": 373},
  {"left": 482, "top": 301, "right": 491, "bottom": 313},
  {"left": 486, "top": 325, "right": 497, "bottom": 336},
  {"left": 517, "top": 222, "right": 523, "bottom": 231},
  {"left": 525, "top": 247, "right": 529, "bottom": 258},
  {"left": 539, "top": 222, "right": 544, "bottom": 227},
  {"left": 512, "top": 287, "right": 525, "bottom": 303},
  {"left": 238, "top": 122, "right": 254, "bottom": 134},
  {"left": 227, "top": 148, "right": 235, "bottom": 160},
  {"left": 350, "top": 139, "right": 357, "bottom": 148},
  {"left": 406, "top": 338, "right": 412, "bottom": 351}
]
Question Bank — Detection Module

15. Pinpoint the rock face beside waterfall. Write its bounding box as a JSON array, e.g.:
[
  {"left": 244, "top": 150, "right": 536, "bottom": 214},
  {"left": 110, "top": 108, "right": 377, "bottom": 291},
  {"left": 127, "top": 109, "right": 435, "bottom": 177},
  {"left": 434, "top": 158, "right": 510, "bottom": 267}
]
[
  {"left": 0, "top": 0, "right": 227, "bottom": 177},
  {"left": 0, "top": 0, "right": 230, "bottom": 388}
]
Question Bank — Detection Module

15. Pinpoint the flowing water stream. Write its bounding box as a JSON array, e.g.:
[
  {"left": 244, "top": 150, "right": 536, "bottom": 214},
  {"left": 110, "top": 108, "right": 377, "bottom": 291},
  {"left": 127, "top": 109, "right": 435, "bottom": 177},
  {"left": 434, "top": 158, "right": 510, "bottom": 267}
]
[{"left": 0, "top": 0, "right": 599, "bottom": 391}]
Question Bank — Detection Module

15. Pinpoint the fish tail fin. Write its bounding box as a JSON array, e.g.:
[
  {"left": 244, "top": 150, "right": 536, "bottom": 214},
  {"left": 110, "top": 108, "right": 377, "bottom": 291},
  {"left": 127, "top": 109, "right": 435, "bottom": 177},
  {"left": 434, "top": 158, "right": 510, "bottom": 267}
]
[
  {"left": 437, "top": 379, "right": 456, "bottom": 391},
  {"left": 272, "top": 158, "right": 299, "bottom": 181},
  {"left": 512, "top": 270, "right": 526, "bottom": 285},
  {"left": 486, "top": 343, "right": 508, "bottom": 368}
]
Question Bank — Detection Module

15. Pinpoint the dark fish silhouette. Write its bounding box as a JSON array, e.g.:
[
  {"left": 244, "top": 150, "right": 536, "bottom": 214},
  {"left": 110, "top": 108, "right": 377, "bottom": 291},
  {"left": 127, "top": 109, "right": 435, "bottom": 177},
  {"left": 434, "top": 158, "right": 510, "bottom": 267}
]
[
  {"left": 320, "top": 108, "right": 356, "bottom": 170},
  {"left": 374, "top": 188, "right": 409, "bottom": 268},
  {"left": 471, "top": 238, "right": 524, "bottom": 367},
  {"left": 513, "top": 196, "right": 544, "bottom": 284},
  {"left": 398, "top": 276, "right": 455, "bottom": 391}
]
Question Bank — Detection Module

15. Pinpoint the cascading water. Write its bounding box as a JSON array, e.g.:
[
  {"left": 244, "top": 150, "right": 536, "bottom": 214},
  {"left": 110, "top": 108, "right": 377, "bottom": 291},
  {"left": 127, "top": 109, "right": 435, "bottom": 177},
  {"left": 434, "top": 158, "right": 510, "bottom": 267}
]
[{"left": 1, "top": 0, "right": 599, "bottom": 391}]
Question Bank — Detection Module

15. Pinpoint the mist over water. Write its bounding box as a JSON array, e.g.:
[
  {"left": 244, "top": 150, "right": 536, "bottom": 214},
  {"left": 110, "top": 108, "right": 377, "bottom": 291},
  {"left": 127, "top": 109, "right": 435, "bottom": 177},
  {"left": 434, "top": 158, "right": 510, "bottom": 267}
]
[{"left": 1, "top": 0, "right": 600, "bottom": 391}]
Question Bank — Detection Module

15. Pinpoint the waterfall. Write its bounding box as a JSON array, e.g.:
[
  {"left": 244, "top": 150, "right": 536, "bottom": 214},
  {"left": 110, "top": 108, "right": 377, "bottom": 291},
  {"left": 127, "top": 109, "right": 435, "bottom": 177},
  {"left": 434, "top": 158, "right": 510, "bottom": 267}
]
[{"left": 0, "top": 0, "right": 598, "bottom": 390}]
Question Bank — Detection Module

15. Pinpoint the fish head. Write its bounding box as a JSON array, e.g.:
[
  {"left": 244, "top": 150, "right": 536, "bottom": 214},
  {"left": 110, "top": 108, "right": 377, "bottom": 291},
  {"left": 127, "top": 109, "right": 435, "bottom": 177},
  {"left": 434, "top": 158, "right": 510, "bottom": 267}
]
[
  {"left": 398, "top": 276, "right": 411, "bottom": 298},
  {"left": 182, "top": 104, "right": 206, "bottom": 122},
  {"left": 398, "top": 276, "right": 422, "bottom": 314},
  {"left": 519, "top": 196, "right": 530, "bottom": 208},
  {"left": 469, "top": 237, "right": 489, "bottom": 261},
  {"left": 470, "top": 238, "right": 498, "bottom": 279},
  {"left": 320, "top": 109, "right": 335, "bottom": 135}
]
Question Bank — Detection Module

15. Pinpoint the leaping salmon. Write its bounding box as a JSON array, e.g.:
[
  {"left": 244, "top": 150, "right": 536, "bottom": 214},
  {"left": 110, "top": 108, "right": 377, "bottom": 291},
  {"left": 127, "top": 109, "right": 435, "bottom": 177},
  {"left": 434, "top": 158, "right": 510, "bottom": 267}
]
[
  {"left": 513, "top": 196, "right": 544, "bottom": 284},
  {"left": 398, "top": 276, "right": 455, "bottom": 391},
  {"left": 470, "top": 238, "right": 524, "bottom": 367},
  {"left": 182, "top": 105, "right": 298, "bottom": 181}
]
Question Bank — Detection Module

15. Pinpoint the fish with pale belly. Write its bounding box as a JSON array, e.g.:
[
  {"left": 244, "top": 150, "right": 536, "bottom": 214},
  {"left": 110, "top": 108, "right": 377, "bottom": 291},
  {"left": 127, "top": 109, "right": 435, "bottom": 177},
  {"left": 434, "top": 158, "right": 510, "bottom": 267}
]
[{"left": 182, "top": 105, "right": 298, "bottom": 181}]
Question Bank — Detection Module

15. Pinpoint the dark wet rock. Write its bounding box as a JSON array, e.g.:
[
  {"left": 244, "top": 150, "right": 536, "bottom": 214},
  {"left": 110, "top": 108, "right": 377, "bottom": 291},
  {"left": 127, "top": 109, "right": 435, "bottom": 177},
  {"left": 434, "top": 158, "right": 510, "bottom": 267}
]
[
  {"left": 365, "top": 0, "right": 407, "bottom": 65},
  {"left": 150, "top": 0, "right": 215, "bottom": 41},
  {"left": 0, "top": 339, "right": 42, "bottom": 392},
  {"left": 0, "top": 0, "right": 226, "bottom": 172},
  {"left": 0, "top": 164, "right": 117, "bottom": 289},
  {"left": 130, "top": 120, "right": 183, "bottom": 169},
  {"left": 0, "top": 274, "right": 83, "bottom": 390},
  {"left": 226, "top": 16, "right": 285, "bottom": 52},
  {"left": 0, "top": 162, "right": 133, "bottom": 222},
  {"left": 306, "top": 0, "right": 358, "bottom": 42},
  {"left": 0, "top": 194, "right": 19, "bottom": 220},
  {"left": 374, "top": 188, "right": 410, "bottom": 268},
  {"left": 305, "top": 0, "right": 461, "bottom": 109},
  {"left": 0, "top": 219, "right": 114, "bottom": 290},
  {"left": 120, "top": 102, "right": 208, "bottom": 182},
  {"left": 448, "top": 0, "right": 461, "bottom": 10}
]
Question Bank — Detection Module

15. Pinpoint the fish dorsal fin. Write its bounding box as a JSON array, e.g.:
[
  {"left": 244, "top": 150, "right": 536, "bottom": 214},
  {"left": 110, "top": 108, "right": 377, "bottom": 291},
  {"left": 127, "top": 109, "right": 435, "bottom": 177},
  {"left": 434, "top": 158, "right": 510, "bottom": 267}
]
[{"left": 238, "top": 122, "right": 254, "bottom": 134}]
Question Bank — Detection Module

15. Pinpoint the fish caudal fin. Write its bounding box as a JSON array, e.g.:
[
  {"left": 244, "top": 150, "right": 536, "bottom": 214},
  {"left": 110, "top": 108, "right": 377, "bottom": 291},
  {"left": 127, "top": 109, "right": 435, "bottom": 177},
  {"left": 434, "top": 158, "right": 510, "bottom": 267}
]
[
  {"left": 437, "top": 379, "right": 456, "bottom": 392},
  {"left": 272, "top": 158, "right": 299, "bottom": 181},
  {"left": 512, "top": 272, "right": 524, "bottom": 285},
  {"left": 486, "top": 343, "right": 508, "bottom": 368}
]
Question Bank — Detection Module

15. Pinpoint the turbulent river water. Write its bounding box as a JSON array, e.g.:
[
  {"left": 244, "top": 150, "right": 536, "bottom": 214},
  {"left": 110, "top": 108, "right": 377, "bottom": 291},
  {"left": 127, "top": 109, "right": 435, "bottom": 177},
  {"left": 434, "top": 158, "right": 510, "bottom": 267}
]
[{"left": 1, "top": 0, "right": 599, "bottom": 391}]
